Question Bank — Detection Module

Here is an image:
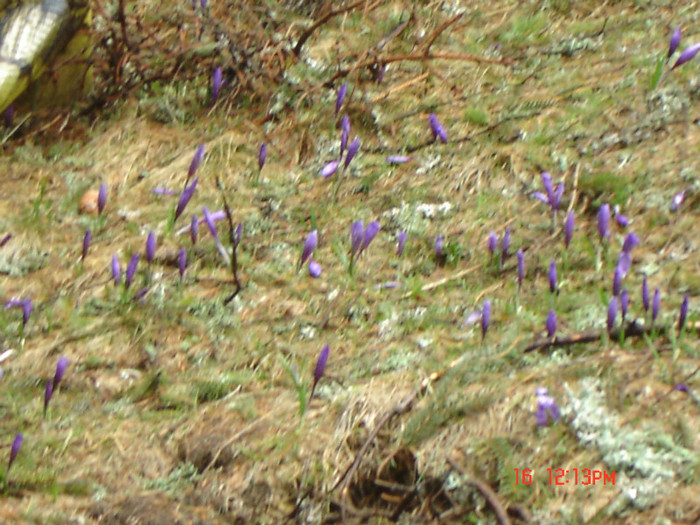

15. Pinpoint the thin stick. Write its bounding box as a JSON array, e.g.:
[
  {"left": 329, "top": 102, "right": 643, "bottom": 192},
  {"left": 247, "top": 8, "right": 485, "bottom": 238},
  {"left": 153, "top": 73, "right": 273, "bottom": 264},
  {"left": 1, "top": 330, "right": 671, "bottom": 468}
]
[
  {"left": 445, "top": 458, "right": 512, "bottom": 525},
  {"left": 293, "top": 0, "right": 367, "bottom": 56}
]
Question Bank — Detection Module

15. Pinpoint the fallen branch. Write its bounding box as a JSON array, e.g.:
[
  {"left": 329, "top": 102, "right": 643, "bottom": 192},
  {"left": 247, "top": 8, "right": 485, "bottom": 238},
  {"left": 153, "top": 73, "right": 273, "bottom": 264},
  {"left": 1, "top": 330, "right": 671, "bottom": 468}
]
[
  {"left": 445, "top": 458, "right": 512, "bottom": 525},
  {"left": 293, "top": 0, "right": 369, "bottom": 57}
]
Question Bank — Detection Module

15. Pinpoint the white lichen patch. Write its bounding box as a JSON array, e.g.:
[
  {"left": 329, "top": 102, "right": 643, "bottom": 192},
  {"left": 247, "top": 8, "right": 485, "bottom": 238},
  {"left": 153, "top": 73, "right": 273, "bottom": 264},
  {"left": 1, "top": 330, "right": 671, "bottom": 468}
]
[{"left": 381, "top": 201, "right": 453, "bottom": 234}]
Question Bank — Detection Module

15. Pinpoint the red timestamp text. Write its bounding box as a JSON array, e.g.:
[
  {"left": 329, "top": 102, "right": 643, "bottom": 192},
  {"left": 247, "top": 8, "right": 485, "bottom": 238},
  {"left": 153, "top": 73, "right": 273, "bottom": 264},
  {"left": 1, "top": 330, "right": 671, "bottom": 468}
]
[{"left": 513, "top": 468, "right": 615, "bottom": 486}]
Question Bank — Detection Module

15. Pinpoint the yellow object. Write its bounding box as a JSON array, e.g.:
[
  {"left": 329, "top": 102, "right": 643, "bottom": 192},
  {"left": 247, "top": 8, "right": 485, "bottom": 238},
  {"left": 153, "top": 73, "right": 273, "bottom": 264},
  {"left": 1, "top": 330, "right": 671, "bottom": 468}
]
[{"left": 0, "top": 0, "right": 90, "bottom": 113}]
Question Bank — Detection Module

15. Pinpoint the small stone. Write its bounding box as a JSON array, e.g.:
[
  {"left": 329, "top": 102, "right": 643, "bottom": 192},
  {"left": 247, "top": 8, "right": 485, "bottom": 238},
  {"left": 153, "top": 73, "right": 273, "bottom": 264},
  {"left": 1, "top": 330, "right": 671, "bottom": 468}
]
[{"left": 79, "top": 188, "right": 100, "bottom": 215}]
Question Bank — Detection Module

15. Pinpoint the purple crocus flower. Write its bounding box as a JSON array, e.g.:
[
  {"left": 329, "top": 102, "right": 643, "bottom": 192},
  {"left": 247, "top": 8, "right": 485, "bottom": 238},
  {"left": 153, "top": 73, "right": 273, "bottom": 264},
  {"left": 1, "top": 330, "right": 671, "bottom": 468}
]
[
  {"left": 125, "top": 254, "right": 140, "bottom": 289},
  {"left": 541, "top": 172, "right": 554, "bottom": 203},
  {"left": 671, "top": 42, "right": 700, "bottom": 69},
  {"left": 82, "top": 230, "right": 91, "bottom": 261},
  {"left": 535, "top": 388, "right": 560, "bottom": 426},
  {"left": 397, "top": 231, "right": 407, "bottom": 257},
  {"left": 190, "top": 214, "right": 198, "bottom": 245},
  {"left": 308, "top": 260, "right": 322, "bottom": 278},
  {"left": 428, "top": 113, "right": 448, "bottom": 143},
  {"left": 487, "top": 231, "right": 497, "bottom": 255},
  {"left": 335, "top": 83, "right": 347, "bottom": 115},
  {"left": 617, "top": 252, "right": 631, "bottom": 277},
  {"left": 549, "top": 260, "right": 557, "bottom": 294},
  {"left": 211, "top": 66, "right": 222, "bottom": 103},
  {"left": 546, "top": 309, "right": 556, "bottom": 338},
  {"left": 552, "top": 183, "right": 564, "bottom": 211},
  {"left": 620, "top": 289, "right": 629, "bottom": 322},
  {"left": 613, "top": 264, "right": 623, "bottom": 297},
  {"left": 258, "top": 143, "right": 267, "bottom": 171},
  {"left": 622, "top": 233, "right": 639, "bottom": 253},
  {"left": 652, "top": 288, "right": 661, "bottom": 324},
  {"left": 679, "top": 294, "right": 689, "bottom": 332},
  {"left": 146, "top": 231, "right": 156, "bottom": 263},
  {"left": 0, "top": 233, "right": 11, "bottom": 247},
  {"left": 360, "top": 221, "right": 380, "bottom": 254},
  {"left": 675, "top": 383, "right": 689, "bottom": 393},
  {"left": 670, "top": 190, "right": 685, "bottom": 212},
  {"left": 188, "top": 144, "right": 205, "bottom": 178},
  {"left": 597, "top": 204, "right": 610, "bottom": 241},
  {"left": 669, "top": 26, "right": 682, "bottom": 59},
  {"left": 350, "top": 220, "right": 364, "bottom": 257},
  {"left": 97, "top": 182, "right": 108, "bottom": 215},
  {"left": 564, "top": 211, "right": 574, "bottom": 249},
  {"left": 21, "top": 299, "right": 32, "bottom": 327},
  {"left": 112, "top": 255, "right": 121, "bottom": 285},
  {"left": 516, "top": 249, "right": 524, "bottom": 289},
  {"left": 152, "top": 187, "right": 174, "bottom": 195},
  {"left": 615, "top": 214, "right": 629, "bottom": 227},
  {"left": 321, "top": 160, "right": 339, "bottom": 177},
  {"left": 8, "top": 433, "right": 22, "bottom": 472},
  {"left": 642, "top": 275, "right": 650, "bottom": 313},
  {"left": 44, "top": 379, "right": 54, "bottom": 416},
  {"left": 54, "top": 356, "right": 68, "bottom": 388},
  {"left": 175, "top": 177, "right": 199, "bottom": 222},
  {"left": 435, "top": 235, "right": 444, "bottom": 261},
  {"left": 300, "top": 230, "right": 318, "bottom": 268},
  {"left": 202, "top": 207, "right": 231, "bottom": 265},
  {"left": 178, "top": 248, "right": 187, "bottom": 281},
  {"left": 501, "top": 227, "right": 511, "bottom": 261},
  {"left": 607, "top": 297, "right": 617, "bottom": 333},
  {"left": 386, "top": 155, "right": 412, "bottom": 164},
  {"left": 344, "top": 137, "right": 360, "bottom": 168},
  {"left": 133, "top": 288, "right": 149, "bottom": 302},
  {"left": 235, "top": 222, "right": 242, "bottom": 246},
  {"left": 310, "top": 344, "right": 329, "bottom": 399},
  {"left": 481, "top": 299, "right": 491, "bottom": 340},
  {"left": 340, "top": 115, "right": 350, "bottom": 154}
]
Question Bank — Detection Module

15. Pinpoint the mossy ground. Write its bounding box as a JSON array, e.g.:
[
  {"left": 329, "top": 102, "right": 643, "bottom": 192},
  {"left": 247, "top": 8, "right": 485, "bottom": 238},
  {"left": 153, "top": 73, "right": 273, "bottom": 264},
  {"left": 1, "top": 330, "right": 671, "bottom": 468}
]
[{"left": 0, "top": 1, "right": 699, "bottom": 523}]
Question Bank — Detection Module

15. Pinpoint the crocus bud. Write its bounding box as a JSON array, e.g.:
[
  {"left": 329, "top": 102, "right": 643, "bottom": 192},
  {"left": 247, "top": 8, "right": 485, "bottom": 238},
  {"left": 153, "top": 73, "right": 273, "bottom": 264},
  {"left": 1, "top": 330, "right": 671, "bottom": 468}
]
[
  {"left": 112, "top": 255, "right": 121, "bottom": 285},
  {"left": 552, "top": 183, "right": 564, "bottom": 211},
  {"left": 541, "top": 172, "right": 553, "bottom": 203},
  {"left": 564, "top": 211, "right": 574, "bottom": 249},
  {"left": 344, "top": 137, "right": 360, "bottom": 168},
  {"left": 435, "top": 235, "right": 444, "bottom": 261},
  {"left": 175, "top": 177, "right": 199, "bottom": 222},
  {"left": 8, "top": 433, "right": 22, "bottom": 472},
  {"left": 188, "top": 144, "right": 205, "bottom": 178},
  {"left": 615, "top": 214, "right": 628, "bottom": 227},
  {"left": 607, "top": 297, "right": 617, "bottom": 333},
  {"left": 386, "top": 155, "right": 412, "bottom": 164},
  {"left": 652, "top": 288, "right": 660, "bottom": 324},
  {"left": 671, "top": 42, "right": 700, "bottom": 69},
  {"left": 21, "top": 298, "right": 32, "bottom": 327},
  {"left": 613, "top": 264, "right": 623, "bottom": 297},
  {"left": 340, "top": 115, "right": 350, "bottom": 154},
  {"left": 178, "top": 248, "right": 187, "bottom": 281},
  {"left": 428, "top": 113, "right": 448, "bottom": 143},
  {"left": 125, "top": 254, "right": 140, "bottom": 289},
  {"left": 620, "top": 289, "right": 629, "bottom": 322},
  {"left": 597, "top": 204, "right": 610, "bottom": 242},
  {"left": 360, "top": 221, "right": 380, "bottom": 254},
  {"left": 335, "top": 83, "right": 347, "bottom": 115},
  {"left": 642, "top": 275, "right": 649, "bottom": 313},
  {"left": 258, "top": 143, "right": 267, "bottom": 171},
  {"left": 516, "top": 249, "right": 524, "bottom": 289},
  {"left": 146, "top": 231, "right": 156, "bottom": 263},
  {"left": 321, "top": 160, "right": 339, "bottom": 177},
  {"left": 397, "top": 231, "right": 407, "bottom": 257},
  {"left": 669, "top": 26, "right": 682, "bottom": 58},
  {"left": 546, "top": 309, "right": 556, "bottom": 338},
  {"left": 211, "top": 66, "right": 222, "bottom": 103},
  {"left": 190, "top": 214, "right": 198, "bottom": 245},
  {"left": 487, "top": 231, "right": 497, "bottom": 255},
  {"left": 300, "top": 230, "right": 318, "bottom": 268},
  {"left": 310, "top": 344, "right": 329, "bottom": 399},
  {"left": 679, "top": 294, "right": 689, "bottom": 332},
  {"left": 535, "top": 388, "right": 560, "bottom": 426},
  {"left": 549, "top": 260, "right": 557, "bottom": 294},
  {"left": 98, "top": 182, "right": 108, "bottom": 215},
  {"left": 309, "top": 260, "right": 322, "bottom": 278},
  {"left": 622, "top": 233, "right": 639, "bottom": 253},
  {"left": 53, "top": 356, "right": 68, "bottom": 388},
  {"left": 670, "top": 190, "right": 685, "bottom": 212},
  {"left": 44, "top": 379, "right": 54, "bottom": 416},
  {"left": 481, "top": 299, "right": 491, "bottom": 340},
  {"left": 350, "top": 220, "right": 364, "bottom": 257},
  {"left": 82, "top": 230, "right": 91, "bottom": 261}
]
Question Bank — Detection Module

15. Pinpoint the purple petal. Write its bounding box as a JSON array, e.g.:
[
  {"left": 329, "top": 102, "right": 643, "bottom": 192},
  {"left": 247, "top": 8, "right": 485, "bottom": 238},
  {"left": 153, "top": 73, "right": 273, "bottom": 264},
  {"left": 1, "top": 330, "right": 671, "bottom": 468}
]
[
  {"left": 178, "top": 248, "right": 187, "bottom": 281},
  {"left": 175, "top": 177, "right": 199, "bottom": 221},
  {"left": 428, "top": 113, "right": 448, "bottom": 143},
  {"left": 0, "top": 233, "right": 12, "bottom": 247},
  {"left": 190, "top": 215, "right": 199, "bottom": 245},
  {"left": 481, "top": 299, "right": 491, "bottom": 339},
  {"left": 671, "top": 42, "right": 700, "bottom": 69},
  {"left": 622, "top": 233, "right": 639, "bottom": 253},
  {"left": 258, "top": 143, "right": 267, "bottom": 171},
  {"left": 335, "top": 83, "right": 347, "bottom": 115},
  {"left": 82, "top": 230, "right": 92, "bottom": 261},
  {"left": 125, "top": 254, "right": 140, "bottom": 288},
  {"left": 321, "top": 160, "right": 340, "bottom": 178},
  {"left": 202, "top": 206, "right": 219, "bottom": 240},
  {"left": 360, "top": 221, "right": 380, "bottom": 253},
  {"left": 308, "top": 260, "right": 322, "bottom": 278},
  {"left": 152, "top": 187, "right": 175, "bottom": 195},
  {"left": 669, "top": 26, "right": 682, "bottom": 58},
  {"left": 112, "top": 255, "right": 121, "bottom": 285},
  {"left": 350, "top": 220, "right": 364, "bottom": 257},
  {"left": 211, "top": 67, "right": 222, "bottom": 103},
  {"left": 652, "top": 288, "right": 661, "bottom": 323},
  {"left": 146, "top": 231, "right": 156, "bottom": 263},
  {"left": 98, "top": 183, "right": 108, "bottom": 215},
  {"left": 344, "top": 137, "right": 360, "bottom": 168},
  {"left": 314, "top": 344, "right": 329, "bottom": 384},
  {"left": 546, "top": 309, "right": 557, "bottom": 338},
  {"left": 53, "top": 356, "right": 69, "bottom": 388},
  {"left": 541, "top": 172, "right": 554, "bottom": 204},
  {"left": 670, "top": 190, "right": 685, "bottom": 212},
  {"left": 340, "top": 115, "right": 350, "bottom": 154},
  {"left": 607, "top": 297, "right": 617, "bottom": 332},
  {"left": 597, "top": 203, "right": 610, "bottom": 241},
  {"left": 300, "top": 230, "right": 318, "bottom": 267},
  {"left": 386, "top": 155, "right": 412, "bottom": 164},
  {"left": 397, "top": 231, "right": 407, "bottom": 257},
  {"left": 188, "top": 144, "right": 205, "bottom": 178},
  {"left": 532, "top": 192, "right": 549, "bottom": 205},
  {"left": 564, "top": 211, "right": 574, "bottom": 249},
  {"left": 8, "top": 433, "right": 23, "bottom": 471}
]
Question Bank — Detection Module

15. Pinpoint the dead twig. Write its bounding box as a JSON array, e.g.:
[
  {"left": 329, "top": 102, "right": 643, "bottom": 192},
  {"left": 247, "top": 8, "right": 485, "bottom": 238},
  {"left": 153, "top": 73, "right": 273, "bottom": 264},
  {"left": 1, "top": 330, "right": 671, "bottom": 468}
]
[
  {"left": 445, "top": 458, "right": 512, "bottom": 525},
  {"left": 419, "top": 13, "right": 463, "bottom": 56},
  {"left": 292, "top": 0, "right": 367, "bottom": 57}
]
